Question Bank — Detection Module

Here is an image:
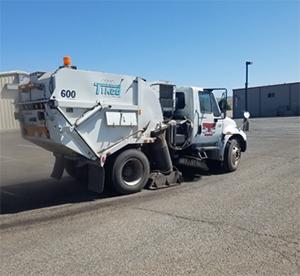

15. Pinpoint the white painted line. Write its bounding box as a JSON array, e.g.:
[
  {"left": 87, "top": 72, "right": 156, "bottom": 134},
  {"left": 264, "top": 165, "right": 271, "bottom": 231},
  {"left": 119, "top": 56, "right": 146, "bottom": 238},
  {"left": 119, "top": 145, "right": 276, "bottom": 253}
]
[
  {"left": 17, "top": 144, "right": 40, "bottom": 149},
  {"left": 0, "top": 155, "right": 17, "bottom": 162},
  {"left": 0, "top": 154, "right": 52, "bottom": 166},
  {"left": 1, "top": 190, "right": 17, "bottom": 196}
]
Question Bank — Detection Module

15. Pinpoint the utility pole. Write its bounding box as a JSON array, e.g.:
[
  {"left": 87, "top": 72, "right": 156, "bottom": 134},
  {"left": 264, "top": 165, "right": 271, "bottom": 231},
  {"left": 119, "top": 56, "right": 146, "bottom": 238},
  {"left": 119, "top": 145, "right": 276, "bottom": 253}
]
[{"left": 243, "top": 61, "right": 252, "bottom": 131}]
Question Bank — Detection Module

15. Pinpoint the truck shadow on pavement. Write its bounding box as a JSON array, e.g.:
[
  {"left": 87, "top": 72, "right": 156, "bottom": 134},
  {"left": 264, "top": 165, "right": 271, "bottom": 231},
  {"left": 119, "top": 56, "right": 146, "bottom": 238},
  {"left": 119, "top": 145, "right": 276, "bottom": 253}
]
[
  {"left": 0, "top": 168, "right": 225, "bottom": 215},
  {"left": 179, "top": 166, "right": 226, "bottom": 181},
  {"left": 0, "top": 177, "right": 119, "bottom": 214}
]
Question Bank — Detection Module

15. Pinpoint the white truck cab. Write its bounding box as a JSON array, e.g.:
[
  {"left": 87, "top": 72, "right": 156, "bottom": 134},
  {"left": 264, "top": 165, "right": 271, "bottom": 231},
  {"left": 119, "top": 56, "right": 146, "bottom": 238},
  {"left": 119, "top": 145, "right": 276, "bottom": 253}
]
[{"left": 161, "top": 85, "right": 247, "bottom": 171}]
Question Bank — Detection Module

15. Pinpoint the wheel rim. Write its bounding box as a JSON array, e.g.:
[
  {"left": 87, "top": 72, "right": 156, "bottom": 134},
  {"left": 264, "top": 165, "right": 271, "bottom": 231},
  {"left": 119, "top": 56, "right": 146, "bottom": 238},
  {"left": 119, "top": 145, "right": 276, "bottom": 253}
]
[
  {"left": 121, "top": 158, "right": 143, "bottom": 186},
  {"left": 231, "top": 145, "right": 241, "bottom": 167}
]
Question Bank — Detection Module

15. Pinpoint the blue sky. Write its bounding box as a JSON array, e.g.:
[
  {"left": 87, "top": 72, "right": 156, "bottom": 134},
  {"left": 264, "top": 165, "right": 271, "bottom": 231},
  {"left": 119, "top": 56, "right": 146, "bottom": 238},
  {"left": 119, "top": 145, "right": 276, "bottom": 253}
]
[{"left": 1, "top": 0, "right": 299, "bottom": 92}]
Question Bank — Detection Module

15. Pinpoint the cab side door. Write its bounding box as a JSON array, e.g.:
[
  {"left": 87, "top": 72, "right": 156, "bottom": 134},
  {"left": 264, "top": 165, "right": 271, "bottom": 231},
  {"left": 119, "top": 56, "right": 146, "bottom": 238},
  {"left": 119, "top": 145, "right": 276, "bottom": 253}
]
[{"left": 194, "top": 90, "right": 223, "bottom": 146}]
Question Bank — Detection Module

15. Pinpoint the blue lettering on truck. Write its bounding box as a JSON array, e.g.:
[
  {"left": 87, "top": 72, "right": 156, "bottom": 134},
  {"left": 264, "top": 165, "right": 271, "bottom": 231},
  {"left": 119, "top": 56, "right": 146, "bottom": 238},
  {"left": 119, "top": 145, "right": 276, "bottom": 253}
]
[{"left": 94, "top": 83, "right": 121, "bottom": 97}]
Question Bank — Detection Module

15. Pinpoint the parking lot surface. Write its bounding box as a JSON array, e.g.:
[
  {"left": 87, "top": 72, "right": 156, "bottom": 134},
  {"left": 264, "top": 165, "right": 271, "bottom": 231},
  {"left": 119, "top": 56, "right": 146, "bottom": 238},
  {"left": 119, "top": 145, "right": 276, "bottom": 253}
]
[{"left": 0, "top": 117, "right": 299, "bottom": 275}]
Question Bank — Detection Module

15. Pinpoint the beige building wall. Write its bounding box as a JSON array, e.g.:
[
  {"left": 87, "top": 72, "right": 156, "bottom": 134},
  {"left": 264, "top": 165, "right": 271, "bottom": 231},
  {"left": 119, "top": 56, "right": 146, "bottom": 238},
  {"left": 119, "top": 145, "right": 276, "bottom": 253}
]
[{"left": 0, "top": 72, "right": 27, "bottom": 131}]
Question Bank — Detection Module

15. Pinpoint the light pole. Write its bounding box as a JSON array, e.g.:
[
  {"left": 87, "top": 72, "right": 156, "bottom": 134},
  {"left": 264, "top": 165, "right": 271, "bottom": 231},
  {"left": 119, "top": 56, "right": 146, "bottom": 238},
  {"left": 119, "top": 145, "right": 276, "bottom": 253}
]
[
  {"left": 243, "top": 61, "right": 252, "bottom": 131},
  {"left": 245, "top": 61, "right": 252, "bottom": 111}
]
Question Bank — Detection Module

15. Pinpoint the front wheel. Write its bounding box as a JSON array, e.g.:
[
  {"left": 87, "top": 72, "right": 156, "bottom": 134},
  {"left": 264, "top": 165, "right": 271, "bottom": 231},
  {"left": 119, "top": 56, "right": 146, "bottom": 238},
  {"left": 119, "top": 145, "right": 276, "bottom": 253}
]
[
  {"left": 223, "top": 139, "right": 241, "bottom": 172},
  {"left": 111, "top": 149, "right": 150, "bottom": 195}
]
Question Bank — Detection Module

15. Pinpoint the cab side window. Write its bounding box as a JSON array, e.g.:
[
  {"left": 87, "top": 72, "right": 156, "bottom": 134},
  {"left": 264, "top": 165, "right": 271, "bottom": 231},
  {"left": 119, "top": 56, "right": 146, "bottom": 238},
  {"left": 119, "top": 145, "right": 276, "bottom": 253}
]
[
  {"left": 211, "top": 95, "right": 221, "bottom": 117},
  {"left": 199, "top": 92, "right": 212, "bottom": 114},
  {"left": 199, "top": 91, "right": 221, "bottom": 116}
]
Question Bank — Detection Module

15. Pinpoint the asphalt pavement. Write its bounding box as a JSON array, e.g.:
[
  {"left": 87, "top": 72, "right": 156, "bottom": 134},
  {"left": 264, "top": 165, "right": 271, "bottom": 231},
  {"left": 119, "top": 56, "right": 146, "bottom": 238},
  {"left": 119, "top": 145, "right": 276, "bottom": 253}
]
[{"left": 0, "top": 117, "right": 299, "bottom": 275}]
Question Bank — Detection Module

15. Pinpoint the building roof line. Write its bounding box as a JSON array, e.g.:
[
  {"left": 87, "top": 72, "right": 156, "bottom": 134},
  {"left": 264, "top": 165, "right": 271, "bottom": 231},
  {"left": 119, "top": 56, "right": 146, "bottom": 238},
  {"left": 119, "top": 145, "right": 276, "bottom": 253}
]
[
  {"left": 0, "top": 71, "right": 29, "bottom": 76},
  {"left": 233, "top": 81, "right": 300, "bottom": 91}
]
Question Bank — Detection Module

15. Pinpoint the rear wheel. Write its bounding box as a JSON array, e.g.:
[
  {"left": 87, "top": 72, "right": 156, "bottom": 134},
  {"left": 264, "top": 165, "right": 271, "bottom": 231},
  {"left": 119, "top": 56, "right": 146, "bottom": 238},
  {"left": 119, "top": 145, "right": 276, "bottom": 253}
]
[
  {"left": 224, "top": 139, "right": 241, "bottom": 172},
  {"left": 64, "top": 159, "right": 88, "bottom": 183},
  {"left": 111, "top": 149, "right": 150, "bottom": 195}
]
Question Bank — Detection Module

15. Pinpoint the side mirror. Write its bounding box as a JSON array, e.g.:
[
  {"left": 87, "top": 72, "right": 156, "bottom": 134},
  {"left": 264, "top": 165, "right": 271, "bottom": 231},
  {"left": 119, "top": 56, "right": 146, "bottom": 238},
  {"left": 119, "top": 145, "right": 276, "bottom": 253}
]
[
  {"left": 218, "top": 99, "right": 226, "bottom": 113},
  {"left": 243, "top": 111, "right": 250, "bottom": 119},
  {"left": 218, "top": 99, "right": 227, "bottom": 118},
  {"left": 242, "top": 111, "right": 250, "bottom": 131}
]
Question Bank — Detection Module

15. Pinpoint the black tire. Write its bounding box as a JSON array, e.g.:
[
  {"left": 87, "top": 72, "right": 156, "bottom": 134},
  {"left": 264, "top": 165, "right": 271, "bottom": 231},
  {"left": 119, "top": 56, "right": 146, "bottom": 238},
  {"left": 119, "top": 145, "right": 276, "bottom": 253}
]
[
  {"left": 111, "top": 149, "right": 150, "bottom": 195},
  {"left": 64, "top": 159, "right": 88, "bottom": 183},
  {"left": 223, "top": 139, "right": 241, "bottom": 172}
]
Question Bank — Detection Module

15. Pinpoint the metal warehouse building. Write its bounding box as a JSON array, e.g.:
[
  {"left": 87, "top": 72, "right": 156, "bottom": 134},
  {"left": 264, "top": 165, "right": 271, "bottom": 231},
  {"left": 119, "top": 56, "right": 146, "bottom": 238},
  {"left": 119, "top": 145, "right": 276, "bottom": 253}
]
[{"left": 233, "top": 82, "right": 300, "bottom": 118}]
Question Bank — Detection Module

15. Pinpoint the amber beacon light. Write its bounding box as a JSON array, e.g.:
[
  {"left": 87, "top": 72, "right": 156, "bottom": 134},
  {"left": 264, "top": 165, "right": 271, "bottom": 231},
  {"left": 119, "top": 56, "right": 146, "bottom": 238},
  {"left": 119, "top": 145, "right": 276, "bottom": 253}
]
[{"left": 63, "top": 56, "right": 71, "bottom": 66}]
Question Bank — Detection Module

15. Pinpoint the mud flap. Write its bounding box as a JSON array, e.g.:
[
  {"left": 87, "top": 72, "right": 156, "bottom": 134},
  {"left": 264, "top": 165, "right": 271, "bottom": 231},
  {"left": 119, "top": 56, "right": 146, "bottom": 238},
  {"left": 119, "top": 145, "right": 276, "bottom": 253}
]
[
  {"left": 51, "top": 156, "right": 64, "bottom": 179},
  {"left": 88, "top": 165, "right": 105, "bottom": 194},
  {"left": 147, "top": 169, "right": 182, "bottom": 190}
]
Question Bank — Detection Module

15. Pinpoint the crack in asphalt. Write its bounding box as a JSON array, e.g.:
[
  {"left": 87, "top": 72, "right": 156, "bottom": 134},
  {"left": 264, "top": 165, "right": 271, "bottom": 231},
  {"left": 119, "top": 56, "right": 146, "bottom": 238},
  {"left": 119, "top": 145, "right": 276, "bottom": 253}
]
[
  {"left": 136, "top": 207, "right": 299, "bottom": 244},
  {"left": 262, "top": 242, "right": 300, "bottom": 271},
  {"left": 135, "top": 207, "right": 300, "bottom": 270},
  {"left": 136, "top": 207, "right": 221, "bottom": 229}
]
